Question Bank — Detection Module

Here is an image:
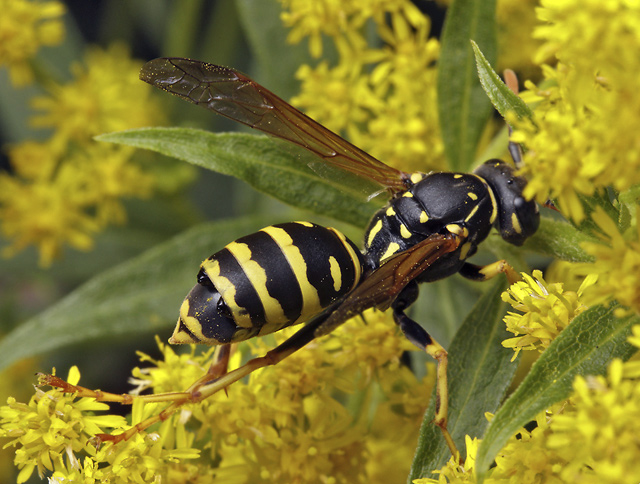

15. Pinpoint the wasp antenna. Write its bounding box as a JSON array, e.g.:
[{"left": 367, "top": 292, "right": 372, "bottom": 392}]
[{"left": 503, "top": 69, "right": 525, "bottom": 169}]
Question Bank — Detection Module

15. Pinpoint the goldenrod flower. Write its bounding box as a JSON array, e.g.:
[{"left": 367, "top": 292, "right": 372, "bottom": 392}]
[
  {"left": 501, "top": 270, "right": 595, "bottom": 359},
  {"left": 1, "top": 311, "right": 434, "bottom": 482},
  {"left": 491, "top": 348, "right": 640, "bottom": 483},
  {"left": 496, "top": 0, "right": 542, "bottom": 76},
  {"left": 0, "top": 161, "right": 100, "bottom": 267},
  {"left": 0, "top": 367, "right": 201, "bottom": 483},
  {"left": 0, "top": 142, "right": 152, "bottom": 266},
  {"left": 281, "top": 0, "right": 445, "bottom": 173},
  {"left": 30, "top": 44, "right": 164, "bottom": 154},
  {"left": 0, "top": 44, "right": 164, "bottom": 266},
  {"left": 0, "top": 367, "right": 125, "bottom": 483},
  {"left": 413, "top": 435, "right": 480, "bottom": 484},
  {"left": 576, "top": 206, "right": 640, "bottom": 314},
  {"left": 0, "top": 0, "right": 65, "bottom": 86},
  {"left": 426, "top": 325, "right": 640, "bottom": 483},
  {"left": 512, "top": 1, "right": 640, "bottom": 222}
]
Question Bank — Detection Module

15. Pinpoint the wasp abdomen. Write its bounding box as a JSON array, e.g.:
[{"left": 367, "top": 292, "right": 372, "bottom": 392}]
[{"left": 172, "top": 222, "right": 363, "bottom": 345}]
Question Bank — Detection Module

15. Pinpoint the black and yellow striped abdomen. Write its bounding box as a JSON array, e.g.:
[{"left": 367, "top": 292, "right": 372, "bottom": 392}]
[{"left": 172, "top": 222, "right": 363, "bottom": 345}]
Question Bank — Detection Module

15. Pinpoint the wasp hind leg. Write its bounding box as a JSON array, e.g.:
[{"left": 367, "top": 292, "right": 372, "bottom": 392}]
[
  {"left": 391, "top": 281, "right": 460, "bottom": 462},
  {"left": 39, "top": 312, "right": 330, "bottom": 445}
]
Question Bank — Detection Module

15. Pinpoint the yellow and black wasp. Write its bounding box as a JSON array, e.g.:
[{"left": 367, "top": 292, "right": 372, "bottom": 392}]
[{"left": 43, "top": 58, "right": 539, "bottom": 458}]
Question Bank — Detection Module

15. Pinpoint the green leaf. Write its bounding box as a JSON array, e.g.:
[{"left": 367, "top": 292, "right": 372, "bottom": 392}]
[
  {"left": 408, "top": 278, "right": 517, "bottom": 480},
  {"left": 471, "top": 40, "right": 533, "bottom": 122},
  {"left": 98, "top": 128, "right": 380, "bottom": 228},
  {"left": 525, "top": 216, "right": 597, "bottom": 263},
  {"left": 475, "top": 304, "right": 638, "bottom": 482},
  {"left": 0, "top": 217, "right": 269, "bottom": 371},
  {"left": 438, "top": 0, "right": 497, "bottom": 172}
]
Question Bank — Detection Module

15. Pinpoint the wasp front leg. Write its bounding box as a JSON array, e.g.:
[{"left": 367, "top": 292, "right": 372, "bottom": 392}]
[
  {"left": 459, "top": 260, "right": 521, "bottom": 285},
  {"left": 391, "top": 281, "right": 460, "bottom": 462}
]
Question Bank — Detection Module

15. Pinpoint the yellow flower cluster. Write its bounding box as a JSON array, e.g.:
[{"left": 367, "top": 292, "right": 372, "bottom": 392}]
[
  {"left": 0, "top": 0, "right": 65, "bottom": 86},
  {"left": 0, "top": 367, "right": 125, "bottom": 483},
  {"left": 419, "top": 326, "right": 640, "bottom": 484},
  {"left": 495, "top": 0, "right": 541, "bottom": 76},
  {"left": 501, "top": 270, "right": 595, "bottom": 359},
  {"left": 280, "top": 0, "right": 445, "bottom": 173},
  {"left": 0, "top": 312, "right": 435, "bottom": 483},
  {"left": 0, "top": 45, "right": 165, "bottom": 266},
  {"left": 511, "top": 0, "right": 640, "bottom": 222},
  {"left": 577, "top": 206, "right": 640, "bottom": 314}
]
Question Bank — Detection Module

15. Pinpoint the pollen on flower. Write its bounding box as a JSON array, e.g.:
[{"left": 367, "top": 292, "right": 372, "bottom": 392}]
[{"left": 501, "top": 270, "right": 594, "bottom": 360}]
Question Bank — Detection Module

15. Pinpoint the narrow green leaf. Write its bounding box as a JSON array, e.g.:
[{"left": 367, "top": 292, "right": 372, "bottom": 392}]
[
  {"left": 475, "top": 304, "right": 638, "bottom": 481},
  {"left": 471, "top": 40, "right": 533, "bottom": 121},
  {"left": 98, "top": 128, "right": 380, "bottom": 228},
  {"left": 525, "top": 216, "right": 596, "bottom": 263},
  {"left": 438, "top": 0, "right": 497, "bottom": 172},
  {"left": 0, "top": 217, "right": 269, "bottom": 371},
  {"left": 408, "top": 278, "right": 517, "bottom": 480}
]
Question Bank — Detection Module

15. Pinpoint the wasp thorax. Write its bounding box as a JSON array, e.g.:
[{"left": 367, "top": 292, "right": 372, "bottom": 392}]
[{"left": 170, "top": 281, "right": 238, "bottom": 345}]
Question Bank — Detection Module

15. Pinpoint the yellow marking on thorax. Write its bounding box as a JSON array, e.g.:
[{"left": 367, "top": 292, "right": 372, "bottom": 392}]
[
  {"left": 386, "top": 206, "right": 396, "bottom": 217},
  {"left": 467, "top": 192, "right": 478, "bottom": 201},
  {"left": 454, "top": 174, "right": 463, "bottom": 179},
  {"left": 402, "top": 191, "right": 414, "bottom": 198},
  {"left": 410, "top": 172, "right": 426, "bottom": 184},
  {"left": 380, "top": 242, "right": 400, "bottom": 262},
  {"left": 446, "top": 224, "right": 469, "bottom": 238},
  {"left": 464, "top": 204, "right": 479, "bottom": 222},
  {"left": 226, "top": 241, "right": 287, "bottom": 325},
  {"left": 420, "top": 211, "right": 429, "bottom": 223},
  {"left": 459, "top": 241, "right": 473, "bottom": 260},
  {"left": 202, "top": 258, "right": 253, "bottom": 328},
  {"left": 261, "top": 225, "right": 322, "bottom": 320},
  {"left": 474, "top": 174, "right": 498, "bottom": 224},
  {"left": 367, "top": 219, "right": 383, "bottom": 248},
  {"left": 400, "top": 224, "right": 412, "bottom": 239}
]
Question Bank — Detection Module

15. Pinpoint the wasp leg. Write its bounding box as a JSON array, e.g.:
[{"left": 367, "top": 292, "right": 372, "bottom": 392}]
[
  {"left": 391, "top": 282, "right": 460, "bottom": 462},
  {"left": 207, "top": 344, "right": 232, "bottom": 379},
  {"left": 459, "top": 260, "right": 520, "bottom": 285},
  {"left": 41, "top": 311, "right": 331, "bottom": 445}
]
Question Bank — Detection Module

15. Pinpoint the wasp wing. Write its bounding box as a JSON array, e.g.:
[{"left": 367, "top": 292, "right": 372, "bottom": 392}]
[
  {"left": 140, "top": 57, "right": 408, "bottom": 193},
  {"left": 315, "top": 233, "right": 462, "bottom": 337}
]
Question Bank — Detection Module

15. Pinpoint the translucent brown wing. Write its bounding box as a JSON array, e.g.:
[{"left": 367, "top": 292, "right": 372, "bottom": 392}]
[
  {"left": 315, "top": 232, "right": 462, "bottom": 337},
  {"left": 140, "top": 57, "right": 408, "bottom": 193}
]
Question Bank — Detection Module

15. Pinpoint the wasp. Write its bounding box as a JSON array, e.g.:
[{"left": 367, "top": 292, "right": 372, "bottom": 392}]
[{"left": 42, "top": 58, "right": 539, "bottom": 459}]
